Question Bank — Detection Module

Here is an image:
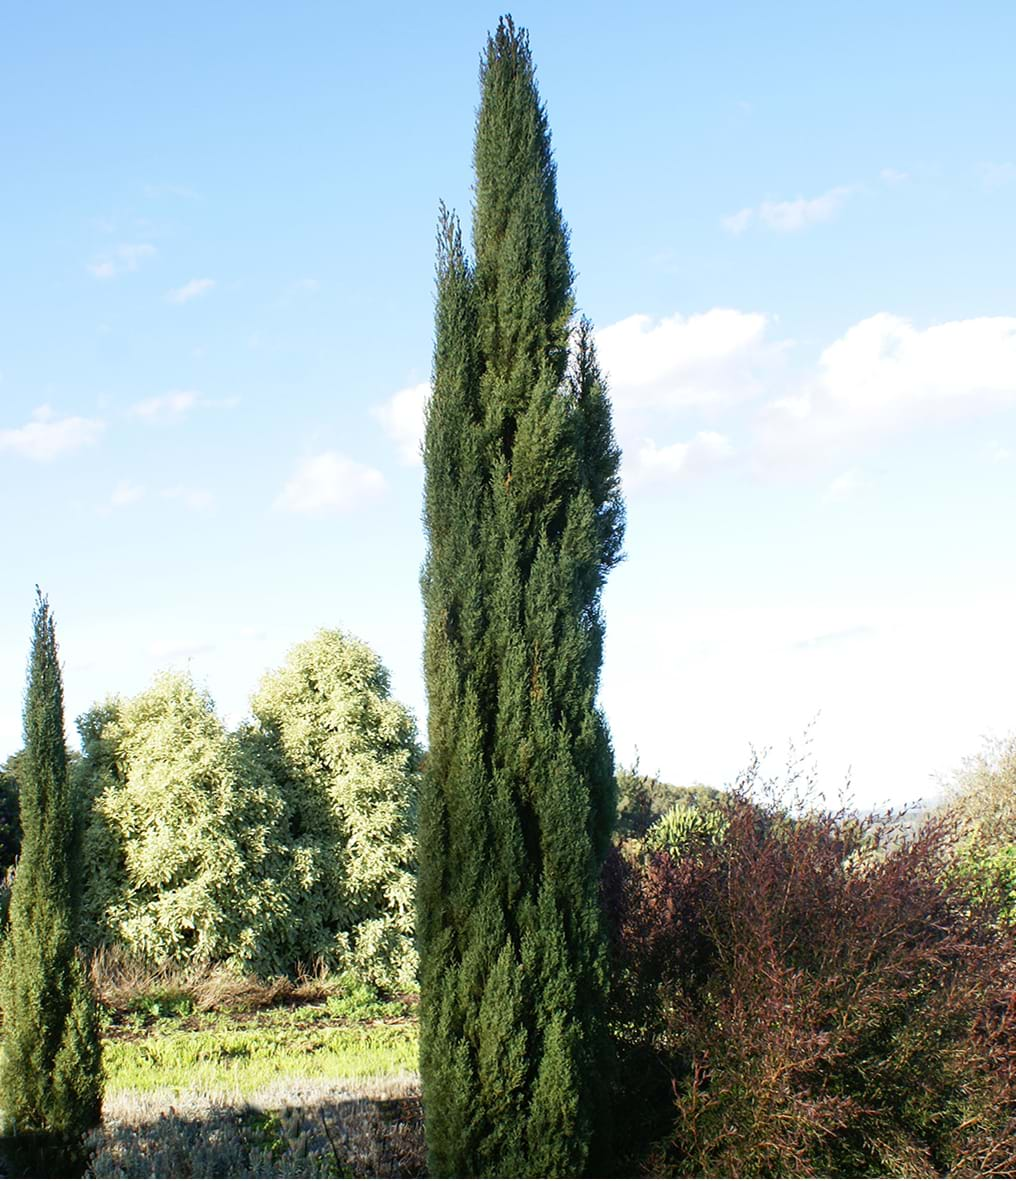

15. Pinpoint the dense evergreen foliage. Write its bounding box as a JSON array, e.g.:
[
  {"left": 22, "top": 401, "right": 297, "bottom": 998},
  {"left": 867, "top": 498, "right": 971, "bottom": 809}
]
[
  {"left": 418, "top": 17, "right": 624, "bottom": 1176},
  {"left": 76, "top": 631, "right": 419, "bottom": 986},
  {"left": 0, "top": 752, "right": 22, "bottom": 877},
  {"left": 0, "top": 593, "right": 102, "bottom": 1146}
]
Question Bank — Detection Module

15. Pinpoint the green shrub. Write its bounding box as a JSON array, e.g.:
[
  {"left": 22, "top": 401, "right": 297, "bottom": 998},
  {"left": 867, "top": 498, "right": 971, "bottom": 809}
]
[
  {"left": 615, "top": 768, "right": 723, "bottom": 844},
  {"left": 948, "top": 733, "right": 1016, "bottom": 851},
  {"left": 644, "top": 800, "right": 727, "bottom": 856},
  {"left": 78, "top": 673, "right": 300, "bottom": 976},
  {"left": 951, "top": 840, "right": 1016, "bottom": 926},
  {"left": 76, "top": 631, "right": 420, "bottom": 990},
  {"left": 0, "top": 753, "right": 23, "bottom": 875},
  {"left": 125, "top": 989, "right": 195, "bottom": 1021},
  {"left": 249, "top": 630, "right": 420, "bottom": 992},
  {"left": 945, "top": 733, "right": 1016, "bottom": 928},
  {"left": 324, "top": 974, "right": 405, "bottom": 1022}
]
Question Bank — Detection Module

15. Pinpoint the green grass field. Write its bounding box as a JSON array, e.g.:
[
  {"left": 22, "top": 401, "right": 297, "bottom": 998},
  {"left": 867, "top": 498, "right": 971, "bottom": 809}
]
[
  {"left": 102, "top": 998, "right": 419, "bottom": 1099},
  {"left": 86, "top": 999, "right": 425, "bottom": 1177}
]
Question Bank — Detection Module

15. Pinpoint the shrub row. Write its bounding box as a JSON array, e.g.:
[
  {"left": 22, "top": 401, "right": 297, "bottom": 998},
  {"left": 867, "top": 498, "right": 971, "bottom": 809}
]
[{"left": 7, "top": 629, "right": 420, "bottom": 991}]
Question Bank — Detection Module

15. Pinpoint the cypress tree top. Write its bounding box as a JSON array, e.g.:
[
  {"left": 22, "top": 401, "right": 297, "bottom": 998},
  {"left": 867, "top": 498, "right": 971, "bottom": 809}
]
[{"left": 19, "top": 591, "right": 71, "bottom": 885}]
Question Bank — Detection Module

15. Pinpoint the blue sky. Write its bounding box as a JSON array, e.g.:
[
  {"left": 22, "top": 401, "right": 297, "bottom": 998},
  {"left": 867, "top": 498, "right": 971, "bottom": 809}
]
[{"left": 3, "top": 1, "right": 1015, "bottom": 808}]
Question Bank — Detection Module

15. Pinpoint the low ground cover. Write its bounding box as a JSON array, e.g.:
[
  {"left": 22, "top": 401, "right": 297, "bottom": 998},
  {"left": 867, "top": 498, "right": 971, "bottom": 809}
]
[
  {"left": 88, "top": 1074, "right": 425, "bottom": 1178},
  {"left": 81, "top": 959, "right": 424, "bottom": 1178},
  {"left": 104, "top": 1018, "right": 418, "bottom": 1098}
]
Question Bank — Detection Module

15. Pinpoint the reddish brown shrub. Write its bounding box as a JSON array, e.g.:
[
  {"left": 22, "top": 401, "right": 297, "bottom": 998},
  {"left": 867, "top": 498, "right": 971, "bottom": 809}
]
[{"left": 604, "top": 767, "right": 1016, "bottom": 1177}]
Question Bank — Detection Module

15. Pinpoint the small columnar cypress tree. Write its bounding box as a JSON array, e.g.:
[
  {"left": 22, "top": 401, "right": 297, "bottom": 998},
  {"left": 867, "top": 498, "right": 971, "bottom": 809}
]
[
  {"left": 418, "top": 18, "right": 624, "bottom": 1177},
  {"left": 0, "top": 592, "right": 102, "bottom": 1146}
]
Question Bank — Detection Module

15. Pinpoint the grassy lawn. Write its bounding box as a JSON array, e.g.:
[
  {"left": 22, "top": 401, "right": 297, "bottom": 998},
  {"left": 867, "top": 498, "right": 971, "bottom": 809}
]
[
  {"left": 104, "top": 1012, "right": 419, "bottom": 1097},
  {"left": 88, "top": 997, "right": 425, "bottom": 1177},
  {"left": 101, "top": 989, "right": 420, "bottom": 1096},
  {"left": 0, "top": 963, "right": 427, "bottom": 1175}
]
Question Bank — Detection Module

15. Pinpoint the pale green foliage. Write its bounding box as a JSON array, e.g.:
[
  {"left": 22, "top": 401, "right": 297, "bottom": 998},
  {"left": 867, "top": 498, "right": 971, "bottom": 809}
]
[
  {"left": 77, "top": 632, "right": 420, "bottom": 989},
  {"left": 615, "top": 769, "right": 723, "bottom": 843},
  {"left": 80, "top": 673, "right": 298, "bottom": 975},
  {"left": 645, "top": 801, "right": 728, "bottom": 856},
  {"left": 250, "top": 630, "right": 420, "bottom": 991},
  {"left": 945, "top": 734, "right": 1016, "bottom": 925},
  {"left": 949, "top": 733, "right": 1016, "bottom": 851},
  {"left": 952, "top": 841, "right": 1016, "bottom": 925}
]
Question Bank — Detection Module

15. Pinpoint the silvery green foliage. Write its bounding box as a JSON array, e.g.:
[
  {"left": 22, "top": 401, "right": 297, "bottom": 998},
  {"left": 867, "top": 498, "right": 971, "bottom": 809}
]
[
  {"left": 250, "top": 630, "right": 420, "bottom": 992},
  {"left": 950, "top": 733, "right": 1016, "bottom": 852},
  {"left": 78, "top": 634, "right": 420, "bottom": 988},
  {"left": 79, "top": 673, "right": 299, "bottom": 975}
]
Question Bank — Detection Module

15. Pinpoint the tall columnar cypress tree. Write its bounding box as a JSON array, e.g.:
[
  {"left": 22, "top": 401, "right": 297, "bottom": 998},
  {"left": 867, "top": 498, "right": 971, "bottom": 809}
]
[
  {"left": 0, "top": 592, "right": 102, "bottom": 1147},
  {"left": 418, "top": 18, "right": 624, "bottom": 1177}
]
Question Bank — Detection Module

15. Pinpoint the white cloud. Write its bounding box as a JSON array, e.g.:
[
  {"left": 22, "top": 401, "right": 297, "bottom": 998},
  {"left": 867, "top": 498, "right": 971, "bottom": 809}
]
[
  {"left": 373, "top": 382, "right": 430, "bottom": 465},
  {"left": 381, "top": 308, "right": 1016, "bottom": 493},
  {"left": 128, "top": 391, "right": 238, "bottom": 422},
  {"left": 601, "top": 602, "right": 1016, "bottom": 810},
  {"left": 110, "top": 480, "right": 145, "bottom": 507},
  {"left": 119, "top": 243, "right": 156, "bottom": 268},
  {"left": 162, "top": 486, "right": 214, "bottom": 511},
  {"left": 88, "top": 243, "right": 156, "bottom": 279},
  {"left": 595, "top": 306, "right": 1016, "bottom": 483},
  {"left": 759, "top": 186, "right": 855, "bottom": 231},
  {"left": 979, "top": 161, "right": 1016, "bottom": 191},
  {"left": 275, "top": 452, "right": 385, "bottom": 514},
  {"left": 824, "top": 468, "right": 872, "bottom": 503},
  {"left": 631, "top": 431, "right": 733, "bottom": 485},
  {"left": 276, "top": 278, "right": 323, "bottom": 306},
  {"left": 723, "top": 185, "right": 854, "bottom": 234},
  {"left": 761, "top": 314, "right": 1016, "bottom": 464},
  {"left": 167, "top": 278, "right": 216, "bottom": 304},
  {"left": 129, "top": 390, "right": 199, "bottom": 420},
  {"left": 596, "top": 309, "right": 778, "bottom": 413},
  {"left": 722, "top": 208, "right": 754, "bottom": 235},
  {"left": 880, "top": 168, "right": 909, "bottom": 187},
  {"left": 0, "top": 405, "right": 104, "bottom": 461}
]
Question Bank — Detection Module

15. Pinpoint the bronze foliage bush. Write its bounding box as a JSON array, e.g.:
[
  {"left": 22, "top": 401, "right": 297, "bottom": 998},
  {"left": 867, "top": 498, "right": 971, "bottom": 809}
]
[{"left": 604, "top": 762, "right": 1016, "bottom": 1177}]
